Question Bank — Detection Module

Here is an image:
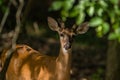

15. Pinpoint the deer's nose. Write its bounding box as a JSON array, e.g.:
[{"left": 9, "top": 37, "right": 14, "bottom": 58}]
[{"left": 64, "top": 42, "right": 71, "bottom": 50}]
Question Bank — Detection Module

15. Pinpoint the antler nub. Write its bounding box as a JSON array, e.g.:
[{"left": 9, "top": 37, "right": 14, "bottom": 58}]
[
  {"left": 58, "top": 19, "right": 65, "bottom": 28},
  {"left": 72, "top": 24, "right": 77, "bottom": 31}
]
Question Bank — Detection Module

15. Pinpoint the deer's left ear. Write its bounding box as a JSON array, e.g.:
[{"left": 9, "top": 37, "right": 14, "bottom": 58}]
[
  {"left": 75, "top": 22, "right": 89, "bottom": 34},
  {"left": 48, "top": 17, "right": 59, "bottom": 31}
]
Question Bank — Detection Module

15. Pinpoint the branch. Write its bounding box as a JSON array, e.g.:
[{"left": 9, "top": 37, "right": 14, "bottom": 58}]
[
  {"left": 0, "top": 0, "right": 24, "bottom": 80},
  {"left": 0, "top": 0, "right": 13, "bottom": 34},
  {"left": 0, "top": 0, "right": 19, "bottom": 34}
]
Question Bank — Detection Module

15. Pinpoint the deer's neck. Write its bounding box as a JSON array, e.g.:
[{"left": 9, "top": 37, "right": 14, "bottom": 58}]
[
  {"left": 58, "top": 47, "right": 71, "bottom": 67},
  {"left": 56, "top": 42, "right": 72, "bottom": 80}
]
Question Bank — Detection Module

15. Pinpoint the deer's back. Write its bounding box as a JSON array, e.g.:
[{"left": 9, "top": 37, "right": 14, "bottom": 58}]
[{"left": 1, "top": 45, "right": 57, "bottom": 80}]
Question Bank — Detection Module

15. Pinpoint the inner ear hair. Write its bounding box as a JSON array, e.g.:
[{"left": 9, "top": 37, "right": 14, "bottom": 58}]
[{"left": 74, "top": 22, "right": 89, "bottom": 34}]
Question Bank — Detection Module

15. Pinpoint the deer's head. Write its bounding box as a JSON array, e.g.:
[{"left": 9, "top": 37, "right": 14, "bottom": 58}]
[{"left": 48, "top": 17, "right": 89, "bottom": 52}]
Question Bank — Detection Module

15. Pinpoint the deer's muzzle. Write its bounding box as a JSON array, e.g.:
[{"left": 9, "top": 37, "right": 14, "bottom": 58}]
[{"left": 64, "top": 42, "right": 71, "bottom": 50}]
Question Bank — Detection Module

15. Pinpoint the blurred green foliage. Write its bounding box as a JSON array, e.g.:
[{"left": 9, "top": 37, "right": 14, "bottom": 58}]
[
  {"left": 0, "top": 0, "right": 7, "bottom": 13},
  {"left": 90, "top": 68, "right": 104, "bottom": 80},
  {"left": 0, "top": 0, "right": 3, "bottom": 6},
  {"left": 50, "top": 0, "right": 120, "bottom": 42}
]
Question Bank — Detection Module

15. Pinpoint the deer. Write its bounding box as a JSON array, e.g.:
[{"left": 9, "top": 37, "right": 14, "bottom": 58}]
[{"left": 0, "top": 17, "right": 89, "bottom": 80}]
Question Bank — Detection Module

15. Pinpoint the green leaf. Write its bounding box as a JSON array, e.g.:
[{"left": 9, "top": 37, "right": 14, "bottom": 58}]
[
  {"left": 109, "top": 10, "right": 116, "bottom": 24},
  {"left": 96, "top": 26, "right": 103, "bottom": 37},
  {"left": 108, "top": 23, "right": 120, "bottom": 40},
  {"left": 114, "top": 5, "right": 119, "bottom": 15},
  {"left": 115, "top": 27, "right": 120, "bottom": 35},
  {"left": 77, "top": 0, "right": 85, "bottom": 10},
  {"left": 50, "top": 1, "right": 62, "bottom": 11},
  {"left": 108, "top": 32, "right": 118, "bottom": 40},
  {"left": 99, "top": 0, "right": 108, "bottom": 8},
  {"left": 61, "top": 16, "right": 67, "bottom": 21},
  {"left": 118, "top": 37, "right": 120, "bottom": 42},
  {"left": 84, "top": 0, "right": 90, "bottom": 6},
  {"left": 63, "top": 1, "right": 71, "bottom": 10},
  {"left": 97, "top": 8, "right": 103, "bottom": 16},
  {"left": 118, "top": 35, "right": 120, "bottom": 42},
  {"left": 61, "top": 10, "right": 69, "bottom": 18},
  {"left": 102, "top": 22, "right": 110, "bottom": 34},
  {"left": 63, "top": 0, "right": 74, "bottom": 10},
  {"left": 76, "top": 12, "right": 85, "bottom": 25},
  {"left": 110, "top": 0, "right": 119, "bottom": 4},
  {"left": 90, "top": 17, "right": 103, "bottom": 27},
  {"left": 69, "top": 9, "right": 79, "bottom": 17},
  {"left": 113, "top": 22, "right": 119, "bottom": 29},
  {"left": 87, "top": 6, "right": 94, "bottom": 17}
]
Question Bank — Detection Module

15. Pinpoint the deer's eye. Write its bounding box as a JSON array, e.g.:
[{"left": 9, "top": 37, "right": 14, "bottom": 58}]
[
  {"left": 60, "top": 34, "right": 64, "bottom": 37},
  {"left": 72, "top": 35, "right": 75, "bottom": 38}
]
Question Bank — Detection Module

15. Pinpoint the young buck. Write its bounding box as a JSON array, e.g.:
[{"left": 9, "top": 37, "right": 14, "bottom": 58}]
[{"left": 0, "top": 17, "right": 89, "bottom": 80}]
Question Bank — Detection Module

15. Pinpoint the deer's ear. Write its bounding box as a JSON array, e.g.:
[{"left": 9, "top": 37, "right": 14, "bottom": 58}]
[
  {"left": 75, "top": 22, "right": 89, "bottom": 34},
  {"left": 48, "top": 17, "right": 59, "bottom": 31}
]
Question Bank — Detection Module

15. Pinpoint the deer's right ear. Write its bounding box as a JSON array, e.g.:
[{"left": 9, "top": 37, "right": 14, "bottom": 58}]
[
  {"left": 48, "top": 17, "right": 59, "bottom": 31},
  {"left": 75, "top": 22, "right": 89, "bottom": 35}
]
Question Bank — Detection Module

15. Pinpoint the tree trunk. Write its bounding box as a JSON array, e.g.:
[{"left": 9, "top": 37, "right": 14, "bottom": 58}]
[{"left": 106, "top": 40, "right": 120, "bottom": 80}]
